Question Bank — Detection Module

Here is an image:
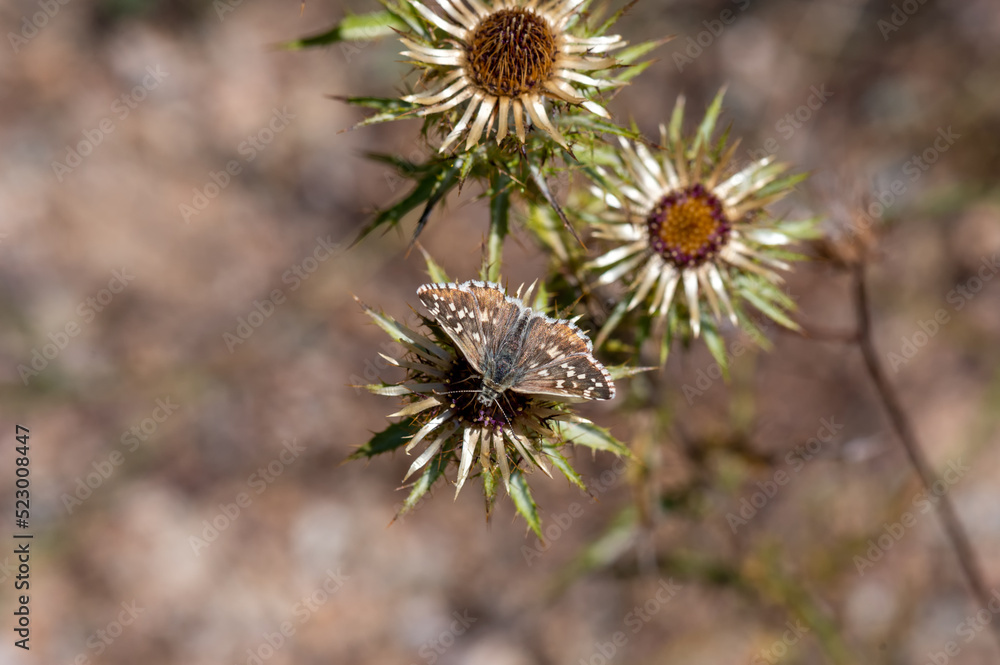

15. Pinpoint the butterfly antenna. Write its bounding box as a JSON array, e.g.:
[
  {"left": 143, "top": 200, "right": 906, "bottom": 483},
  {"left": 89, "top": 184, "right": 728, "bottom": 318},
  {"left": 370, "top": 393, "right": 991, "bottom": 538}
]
[
  {"left": 432, "top": 387, "right": 480, "bottom": 402},
  {"left": 486, "top": 395, "right": 522, "bottom": 474},
  {"left": 494, "top": 393, "right": 516, "bottom": 432},
  {"left": 495, "top": 392, "right": 550, "bottom": 477}
]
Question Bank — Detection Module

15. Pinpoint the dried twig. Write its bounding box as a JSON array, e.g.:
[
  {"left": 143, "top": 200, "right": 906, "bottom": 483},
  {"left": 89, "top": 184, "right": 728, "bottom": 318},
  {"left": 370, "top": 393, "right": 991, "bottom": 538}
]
[{"left": 852, "top": 259, "right": 1000, "bottom": 652}]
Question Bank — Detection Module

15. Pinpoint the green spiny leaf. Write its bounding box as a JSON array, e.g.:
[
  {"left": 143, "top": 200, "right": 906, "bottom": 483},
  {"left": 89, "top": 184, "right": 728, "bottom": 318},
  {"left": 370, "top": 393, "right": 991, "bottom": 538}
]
[
  {"left": 694, "top": 87, "right": 727, "bottom": 154},
  {"left": 419, "top": 246, "right": 451, "bottom": 284},
  {"left": 661, "top": 306, "right": 680, "bottom": 365},
  {"left": 348, "top": 420, "right": 415, "bottom": 461},
  {"left": 553, "top": 506, "right": 638, "bottom": 592},
  {"left": 280, "top": 10, "right": 406, "bottom": 50},
  {"left": 554, "top": 112, "right": 645, "bottom": 140},
  {"left": 378, "top": 0, "right": 425, "bottom": 36},
  {"left": 588, "top": 0, "right": 630, "bottom": 36},
  {"left": 510, "top": 471, "right": 543, "bottom": 540},
  {"left": 543, "top": 445, "right": 588, "bottom": 492},
  {"left": 356, "top": 297, "right": 449, "bottom": 362},
  {"left": 614, "top": 58, "right": 657, "bottom": 85},
  {"left": 702, "top": 323, "right": 731, "bottom": 381},
  {"left": 555, "top": 420, "right": 633, "bottom": 459},
  {"left": 668, "top": 95, "right": 686, "bottom": 146},
  {"left": 615, "top": 37, "right": 670, "bottom": 66},
  {"left": 532, "top": 280, "right": 550, "bottom": 312},
  {"left": 595, "top": 297, "right": 630, "bottom": 350},
  {"left": 344, "top": 96, "right": 414, "bottom": 111},
  {"left": 606, "top": 364, "right": 655, "bottom": 381},
  {"left": 483, "top": 466, "right": 500, "bottom": 521},
  {"left": 400, "top": 454, "right": 447, "bottom": 516},
  {"left": 524, "top": 205, "right": 571, "bottom": 265},
  {"left": 740, "top": 286, "right": 800, "bottom": 332},
  {"left": 757, "top": 171, "right": 810, "bottom": 198},
  {"left": 355, "top": 158, "right": 458, "bottom": 243},
  {"left": 775, "top": 216, "right": 823, "bottom": 239},
  {"left": 486, "top": 173, "right": 511, "bottom": 282}
]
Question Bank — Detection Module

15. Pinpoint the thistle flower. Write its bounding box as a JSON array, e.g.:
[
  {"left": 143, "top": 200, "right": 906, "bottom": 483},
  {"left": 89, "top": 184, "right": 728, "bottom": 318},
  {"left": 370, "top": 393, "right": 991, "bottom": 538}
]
[
  {"left": 583, "top": 90, "right": 819, "bottom": 360},
  {"left": 400, "top": 0, "right": 625, "bottom": 152},
  {"left": 351, "top": 279, "right": 629, "bottom": 536}
]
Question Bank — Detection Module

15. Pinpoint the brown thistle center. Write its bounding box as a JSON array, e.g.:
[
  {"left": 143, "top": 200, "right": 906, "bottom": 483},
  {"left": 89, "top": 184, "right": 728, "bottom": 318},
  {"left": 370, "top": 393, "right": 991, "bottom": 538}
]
[
  {"left": 647, "top": 184, "right": 732, "bottom": 268},
  {"left": 466, "top": 8, "right": 557, "bottom": 98}
]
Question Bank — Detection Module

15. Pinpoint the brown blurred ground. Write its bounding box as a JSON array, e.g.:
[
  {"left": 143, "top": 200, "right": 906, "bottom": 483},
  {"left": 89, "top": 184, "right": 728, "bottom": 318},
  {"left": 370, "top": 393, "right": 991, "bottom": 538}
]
[{"left": 1, "top": 0, "right": 1000, "bottom": 664}]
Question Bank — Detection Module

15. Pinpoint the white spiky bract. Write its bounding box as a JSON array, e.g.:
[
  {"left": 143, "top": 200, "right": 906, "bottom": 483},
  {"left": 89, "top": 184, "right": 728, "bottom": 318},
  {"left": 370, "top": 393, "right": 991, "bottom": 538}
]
[
  {"left": 584, "top": 92, "right": 816, "bottom": 349},
  {"left": 356, "top": 282, "right": 621, "bottom": 509}
]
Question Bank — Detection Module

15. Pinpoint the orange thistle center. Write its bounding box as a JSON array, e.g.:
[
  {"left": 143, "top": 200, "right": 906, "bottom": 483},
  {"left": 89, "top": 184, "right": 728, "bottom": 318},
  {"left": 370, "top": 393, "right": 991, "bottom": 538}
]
[
  {"left": 466, "top": 8, "right": 557, "bottom": 98},
  {"left": 647, "top": 184, "right": 731, "bottom": 268}
]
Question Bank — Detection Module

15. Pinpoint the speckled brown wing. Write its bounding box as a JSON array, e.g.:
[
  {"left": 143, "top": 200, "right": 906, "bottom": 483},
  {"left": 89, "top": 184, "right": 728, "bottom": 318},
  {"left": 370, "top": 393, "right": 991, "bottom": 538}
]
[
  {"left": 418, "top": 281, "right": 615, "bottom": 402},
  {"left": 509, "top": 314, "right": 615, "bottom": 401},
  {"left": 417, "top": 280, "right": 526, "bottom": 374}
]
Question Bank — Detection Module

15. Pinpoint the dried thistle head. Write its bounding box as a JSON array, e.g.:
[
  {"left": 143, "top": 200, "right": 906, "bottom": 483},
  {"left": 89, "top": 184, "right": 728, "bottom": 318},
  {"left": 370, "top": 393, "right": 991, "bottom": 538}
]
[{"left": 399, "top": 0, "right": 626, "bottom": 152}]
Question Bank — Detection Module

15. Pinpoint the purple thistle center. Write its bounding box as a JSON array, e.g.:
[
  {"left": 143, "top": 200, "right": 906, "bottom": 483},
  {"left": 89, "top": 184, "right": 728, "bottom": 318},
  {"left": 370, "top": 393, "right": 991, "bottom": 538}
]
[
  {"left": 646, "top": 184, "right": 731, "bottom": 269},
  {"left": 445, "top": 356, "right": 528, "bottom": 432}
]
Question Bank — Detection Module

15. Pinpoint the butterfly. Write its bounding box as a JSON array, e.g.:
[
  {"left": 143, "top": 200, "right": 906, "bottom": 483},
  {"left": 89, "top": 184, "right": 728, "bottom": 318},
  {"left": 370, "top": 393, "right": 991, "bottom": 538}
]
[{"left": 416, "top": 281, "right": 615, "bottom": 405}]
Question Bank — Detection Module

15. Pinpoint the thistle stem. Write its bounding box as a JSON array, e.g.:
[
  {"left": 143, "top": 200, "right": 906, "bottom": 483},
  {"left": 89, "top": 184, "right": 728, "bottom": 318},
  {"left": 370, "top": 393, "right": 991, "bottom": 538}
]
[
  {"left": 526, "top": 158, "right": 584, "bottom": 249},
  {"left": 852, "top": 260, "right": 1000, "bottom": 653}
]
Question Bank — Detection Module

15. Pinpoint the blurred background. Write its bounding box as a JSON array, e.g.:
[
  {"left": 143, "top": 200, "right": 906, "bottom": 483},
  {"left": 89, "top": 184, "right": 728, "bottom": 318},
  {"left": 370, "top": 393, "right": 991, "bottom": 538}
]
[{"left": 2, "top": 0, "right": 1000, "bottom": 663}]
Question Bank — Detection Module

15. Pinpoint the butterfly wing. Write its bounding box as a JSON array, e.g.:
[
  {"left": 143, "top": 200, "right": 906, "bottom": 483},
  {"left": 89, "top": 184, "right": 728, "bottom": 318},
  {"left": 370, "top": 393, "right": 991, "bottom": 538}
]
[
  {"left": 417, "top": 282, "right": 490, "bottom": 373},
  {"left": 509, "top": 315, "right": 616, "bottom": 401},
  {"left": 462, "top": 282, "right": 533, "bottom": 388},
  {"left": 417, "top": 281, "right": 525, "bottom": 377},
  {"left": 418, "top": 281, "right": 614, "bottom": 401}
]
